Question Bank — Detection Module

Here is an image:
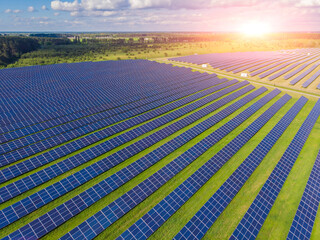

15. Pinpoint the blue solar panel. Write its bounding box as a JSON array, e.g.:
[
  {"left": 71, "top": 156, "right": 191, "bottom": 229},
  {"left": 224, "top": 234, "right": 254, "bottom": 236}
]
[
  {"left": 0, "top": 61, "right": 204, "bottom": 133},
  {"left": 55, "top": 88, "right": 279, "bottom": 240},
  {"left": 6, "top": 87, "right": 277, "bottom": 239},
  {"left": 250, "top": 55, "right": 308, "bottom": 77},
  {"left": 0, "top": 75, "right": 223, "bottom": 163},
  {"left": 0, "top": 84, "right": 259, "bottom": 230},
  {"left": 0, "top": 80, "right": 244, "bottom": 203},
  {"left": 290, "top": 64, "right": 320, "bottom": 85},
  {"left": 302, "top": 70, "right": 320, "bottom": 88},
  {"left": 230, "top": 98, "right": 320, "bottom": 240},
  {"left": 174, "top": 96, "right": 307, "bottom": 240},
  {"left": 287, "top": 150, "right": 320, "bottom": 240},
  {"left": 118, "top": 93, "right": 293, "bottom": 240},
  {"left": 284, "top": 57, "right": 320, "bottom": 80},
  {"left": 0, "top": 71, "right": 215, "bottom": 145},
  {"left": 268, "top": 62, "right": 302, "bottom": 80},
  {"left": 0, "top": 76, "right": 230, "bottom": 180}
]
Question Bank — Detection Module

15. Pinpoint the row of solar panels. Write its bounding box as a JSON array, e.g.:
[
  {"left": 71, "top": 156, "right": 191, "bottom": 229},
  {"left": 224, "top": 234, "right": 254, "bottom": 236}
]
[
  {"left": 0, "top": 72, "right": 217, "bottom": 164},
  {"left": 169, "top": 49, "right": 320, "bottom": 89},
  {"left": 0, "top": 78, "right": 241, "bottom": 202},
  {"left": 64, "top": 95, "right": 320, "bottom": 240},
  {"left": 0, "top": 67, "right": 206, "bottom": 139},
  {"left": 1, "top": 60, "right": 319, "bottom": 240},
  {"left": 2, "top": 83, "right": 272, "bottom": 239},
  {"left": 3, "top": 84, "right": 320, "bottom": 240},
  {"left": 0, "top": 61, "right": 201, "bottom": 131},
  {"left": 0, "top": 81, "right": 252, "bottom": 219}
]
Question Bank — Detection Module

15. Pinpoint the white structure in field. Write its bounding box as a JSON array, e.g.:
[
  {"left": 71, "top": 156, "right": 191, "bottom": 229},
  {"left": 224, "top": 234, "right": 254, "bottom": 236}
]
[
  {"left": 241, "top": 72, "right": 248, "bottom": 77},
  {"left": 202, "top": 64, "right": 207, "bottom": 68}
]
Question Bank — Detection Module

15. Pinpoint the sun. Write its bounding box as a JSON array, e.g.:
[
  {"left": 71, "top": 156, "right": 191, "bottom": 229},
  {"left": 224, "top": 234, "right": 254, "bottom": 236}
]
[{"left": 239, "top": 21, "right": 272, "bottom": 37}]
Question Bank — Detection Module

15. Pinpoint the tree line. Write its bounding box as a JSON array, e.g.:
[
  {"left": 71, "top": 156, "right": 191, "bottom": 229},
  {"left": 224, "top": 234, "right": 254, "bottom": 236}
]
[{"left": 0, "top": 37, "right": 40, "bottom": 66}]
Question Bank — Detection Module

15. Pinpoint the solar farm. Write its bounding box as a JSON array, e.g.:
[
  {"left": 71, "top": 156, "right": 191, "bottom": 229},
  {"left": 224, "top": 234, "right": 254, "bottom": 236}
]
[
  {"left": 169, "top": 48, "right": 320, "bottom": 95},
  {"left": 0, "top": 58, "right": 319, "bottom": 240}
]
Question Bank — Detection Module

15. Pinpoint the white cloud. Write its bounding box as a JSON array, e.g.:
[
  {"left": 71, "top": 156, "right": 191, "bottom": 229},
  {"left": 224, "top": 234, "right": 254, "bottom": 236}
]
[
  {"left": 70, "top": 10, "right": 114, "bottom": 16},
  {"left": 51, "top": 0, "right": 81, "bottom": 11},
  {"left": 279, "top": 0, "right": 320, "bottom": 7},
  {"left": 5, "top": 9, "right": 22, "bottom": 13},
  {"left": 129, "top": 0, "right": 171, "bottom": 9},
  {"left": 50, "top": 0, "right": 259, "bottom": 12},
  {"left": 54, "top": 12, "right": 60, "bottom": 16},
  {"left": 295, "top": 0, "right": 320, "bottom": 7},
  {"left": 80, "top": 0, "right": 127, "bottom": 10},
  {"left": 42, "top": 5, "right": 48, "bottom": 10},
  {"left": 28, "top": 6, "right": 35, "bottom": 12},
  {"left": 31, "top": 17, "right": 49, "bottom": 20}
]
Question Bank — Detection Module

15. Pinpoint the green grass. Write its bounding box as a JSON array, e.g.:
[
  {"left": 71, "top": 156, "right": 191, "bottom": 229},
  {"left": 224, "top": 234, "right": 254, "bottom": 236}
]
[{"left": 0, "top": 72, "right": 319, "bottom": 240}]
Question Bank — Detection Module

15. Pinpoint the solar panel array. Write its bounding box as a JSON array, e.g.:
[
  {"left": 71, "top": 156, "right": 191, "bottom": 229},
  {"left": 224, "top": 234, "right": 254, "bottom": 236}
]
[
  {"left": 0, "top": 83, "right": 256, "bottom": 229},
  {"left": 0, "top": 79, "right": 239, "bottom": 186},
  {"left": 290, "top": 64, "right": 320, "bottom": 85},
  {"left": 169, "top": 48, "right": 320, "bottom": 90},
  {"left": 302, "top": 70, "right": 320, "bottom": 88},
  {"left": 58, "top": 88, "right": 280, "bottom": 240},
  {"left": 0, "top": 72, "right": 214, "bottom": 146},
  {"left": 230, "top": 98, "right": 320, "bottom": 240},
  {"left": 287, "top": 150, "right": 320, "bottom": 240},
  {"left": 174, "top": 96, "right": 308, "bottom": 240},
  {"left": 7, "top": 86, "right": 275, "bottom": 239},
  {"left": 0, "top": 59, "right": 319, "bottom": 240},
  {"left": 118, "top": 93, "right": 291, "bottom": 240}
]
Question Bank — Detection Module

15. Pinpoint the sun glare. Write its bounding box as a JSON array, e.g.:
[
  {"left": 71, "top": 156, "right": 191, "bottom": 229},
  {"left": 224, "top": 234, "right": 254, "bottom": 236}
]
[{"left": 239, "top": 21, "right": 272, "bottom": 37}]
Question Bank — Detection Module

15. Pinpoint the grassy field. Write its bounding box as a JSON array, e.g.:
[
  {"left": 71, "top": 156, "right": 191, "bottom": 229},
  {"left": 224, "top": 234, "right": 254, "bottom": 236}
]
[
  {"left": 5, "top": 39, "right": 319, "bottom": 69},
  {"left": 0, "top": 68, "right": 319, "bottom": 240}
]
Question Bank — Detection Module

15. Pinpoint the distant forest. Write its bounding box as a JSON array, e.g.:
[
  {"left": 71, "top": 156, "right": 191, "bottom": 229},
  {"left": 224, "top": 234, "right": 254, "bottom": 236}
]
[
  {"left": 2, "top": 32, "right": 320, "bottom": 68},
  {"left": 0, "top": 37, "right": 40, "bottom": 66}
]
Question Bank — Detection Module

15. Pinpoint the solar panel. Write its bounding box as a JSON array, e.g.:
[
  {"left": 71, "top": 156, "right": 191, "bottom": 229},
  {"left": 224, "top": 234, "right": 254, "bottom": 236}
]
[
  {"left": 174, "top": 96, "right": 307, "bottom": 240},
  {"left": 230, "top": 98, "right": 320, "bottom": 240},
  {"left": 0, "top": 76, "right": 227, "bottom": 169},
  {"left": 302, "top": 70, "right": 320, "bottom": 88},
  {"left": 0, "top": 84, "right": 260, "bottom": 230},
  {"left": 0, "top": 74, "right": 222, "bottom": 160},
  {"left": 290, "top": 64, "right": 320, "bottom": 85},
  {"left": 287, "top": 150, "right": 320, "bottom": 240},
  {"left": 118, "top": 94, "right": 293, "bottom": 240},
  {"left": 55, "top": 88, "right": 279, "bottom": 240},
  {"left": 0, "top": 61, "right": 204, "bottom": 133},
  {"left": 0, "top": 80, "right": 243, "bottom": 196},
  {"left": 0, "top": 72, "right": 216, "bottom": 144},
  {"left": 284, "top": 57, "right": 320, "bottom": 80},
  {"left": 250, "top": 55, "right": 308, "bottom": 77},
  {"left": 5, "top": 87, "right": 278, "bottom": 239}
]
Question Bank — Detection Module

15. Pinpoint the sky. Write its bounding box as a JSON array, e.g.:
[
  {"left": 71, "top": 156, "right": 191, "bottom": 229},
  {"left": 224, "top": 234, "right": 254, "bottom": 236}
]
[{"left": 1, "top": 0, "right": 320, "bottom": 32}]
